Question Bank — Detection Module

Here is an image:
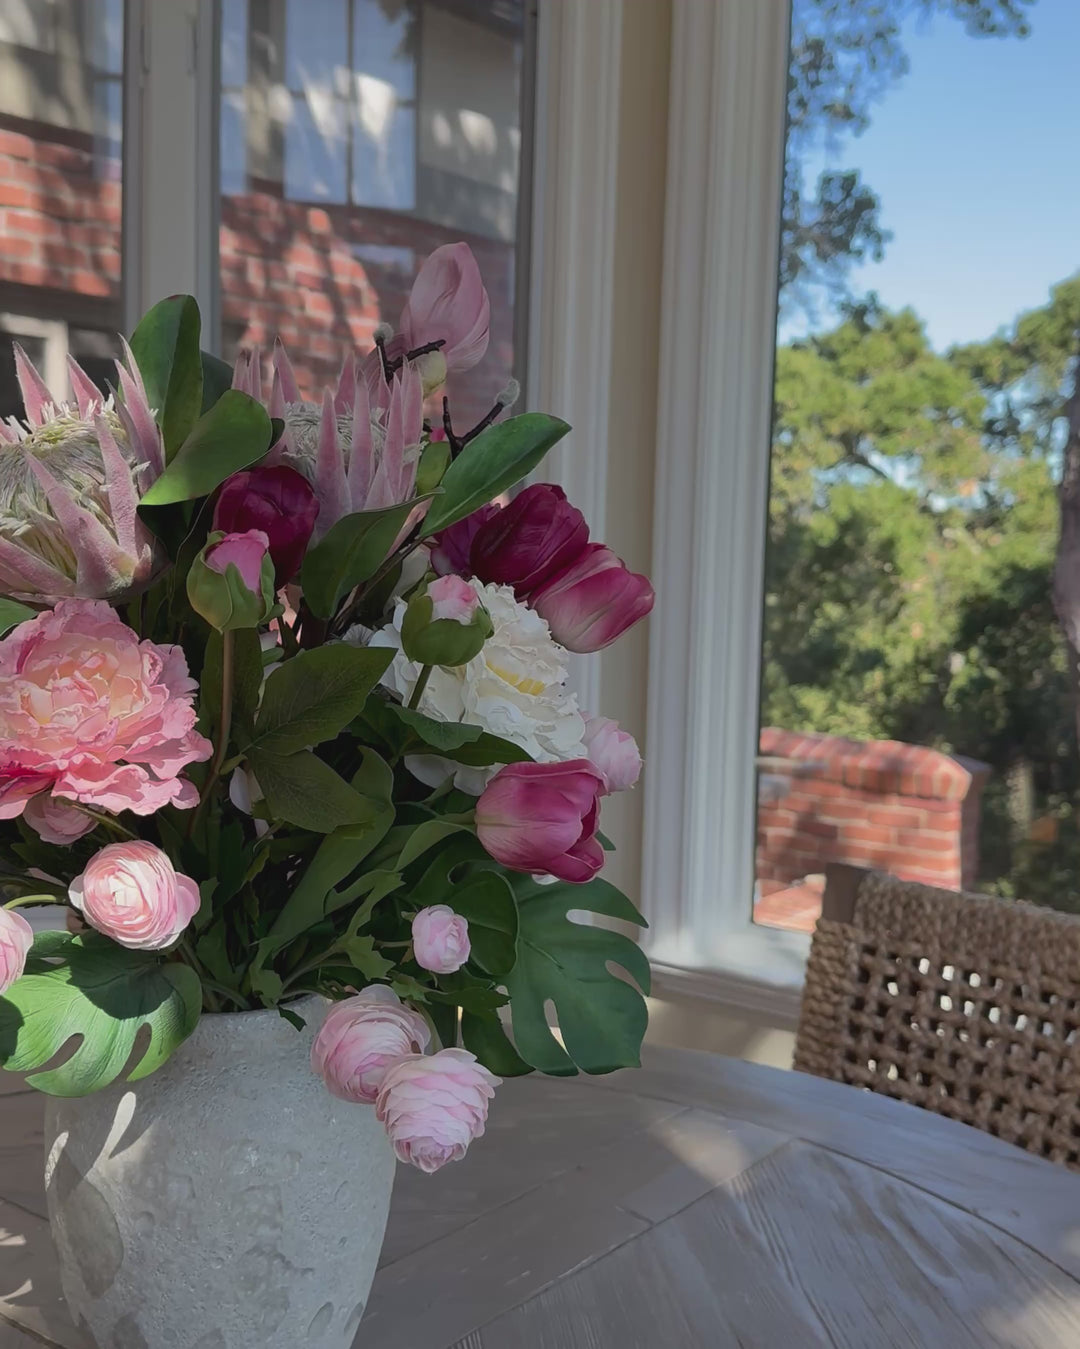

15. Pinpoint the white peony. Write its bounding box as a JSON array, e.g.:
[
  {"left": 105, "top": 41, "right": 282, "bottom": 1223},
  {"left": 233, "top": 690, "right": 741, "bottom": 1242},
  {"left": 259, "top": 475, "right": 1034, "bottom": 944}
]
[{"left": 368, "top": 580, "right": 586, "bottom": 793}]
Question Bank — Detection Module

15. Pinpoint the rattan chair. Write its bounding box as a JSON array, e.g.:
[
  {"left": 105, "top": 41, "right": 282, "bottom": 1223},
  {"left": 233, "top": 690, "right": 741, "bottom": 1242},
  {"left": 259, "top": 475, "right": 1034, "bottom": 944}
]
[{"left": 794, "top": 863, "right": 1080, "bottom": 1167}]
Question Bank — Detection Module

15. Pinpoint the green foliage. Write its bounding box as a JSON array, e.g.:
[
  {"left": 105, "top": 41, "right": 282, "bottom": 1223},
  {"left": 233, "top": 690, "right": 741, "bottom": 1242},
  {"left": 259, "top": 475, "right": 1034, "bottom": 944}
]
[
  {"left": 246, "top": 748, "right": 378, "bottom": 834},
  {"left": 360, "top": 698, "right": 532, "bottom": 767},
  {"left": 0, "top": 599, "right": 34, "bottom": 636},
  {"left": 129, "top": 294, "right": 203, "bottom": 459},
  {"left": 246, "top": 646, "right": 394, "bottom": 756},
  {"left": 0, "top": 933, "right": 201, "bottom": 1096},
  {"left": 301, "top": 499, "right": 431, "bottom": 619},
  {"left": 139, "top": 390, "right": 274, "bottom": 507}
]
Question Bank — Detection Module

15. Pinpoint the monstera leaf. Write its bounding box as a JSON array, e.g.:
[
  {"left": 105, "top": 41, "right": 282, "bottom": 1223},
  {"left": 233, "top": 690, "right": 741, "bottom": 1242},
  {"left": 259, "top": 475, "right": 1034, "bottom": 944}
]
[
  {"left": 503, "top": 876, "right": 650, "bottom": 1076},
  {"left": 0, "top": 933, "right": 202, "bottom": 1096}
]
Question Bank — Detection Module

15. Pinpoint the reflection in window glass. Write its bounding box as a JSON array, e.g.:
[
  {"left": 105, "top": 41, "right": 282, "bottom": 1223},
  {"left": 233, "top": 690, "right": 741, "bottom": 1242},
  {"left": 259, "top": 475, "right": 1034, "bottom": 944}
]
[
  {"left": 754, "top": 0, "right": 1080, "bottom": 930},
  {"left": 219, "top": 0, "right": 526, "bottom": 431},
  {"left": 0, "top": 0, "right": 124, "bottom": 415}
]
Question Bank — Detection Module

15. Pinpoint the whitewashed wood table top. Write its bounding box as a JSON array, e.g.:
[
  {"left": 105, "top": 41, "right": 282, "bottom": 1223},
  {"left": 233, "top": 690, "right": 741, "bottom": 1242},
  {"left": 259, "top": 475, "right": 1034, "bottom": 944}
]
[{"left": 4, "top": 1045, "right": 1080, "bottom": 1348}]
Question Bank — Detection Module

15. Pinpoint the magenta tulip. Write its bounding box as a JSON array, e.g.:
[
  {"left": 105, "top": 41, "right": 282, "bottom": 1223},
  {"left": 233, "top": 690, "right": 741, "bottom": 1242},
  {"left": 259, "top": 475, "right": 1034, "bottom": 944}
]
[
  {"left": 475, "top": 759, "right": 606, "bottom": 884},
  {"left": 399, "top": 242, "right": 490, "bottom": 373},
  {"left": 469, "top": 484, "right": 589, "bottom": 595},
  {"left": 531, "top": 545, "right": 655, "bottom": 653},
  {"left": 429, "top": 504, "right": 500, "bottom": 577},
  {"left": 213, "top": 465, "right": 319, "bottom": 582}
]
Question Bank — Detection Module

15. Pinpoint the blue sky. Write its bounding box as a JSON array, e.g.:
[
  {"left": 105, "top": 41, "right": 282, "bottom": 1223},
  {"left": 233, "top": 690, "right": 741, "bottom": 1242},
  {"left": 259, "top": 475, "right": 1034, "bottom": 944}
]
[{"left": 792, "top": 0, "right": 1079, "bottom": 351}]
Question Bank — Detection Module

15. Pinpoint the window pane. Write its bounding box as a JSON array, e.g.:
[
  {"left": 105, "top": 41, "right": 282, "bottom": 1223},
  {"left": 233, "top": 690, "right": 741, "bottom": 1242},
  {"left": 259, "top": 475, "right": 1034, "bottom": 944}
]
[
  {"left": 0, "top": 0, "right": 125, "bottom": 409},
  {"left": 755, "top": 0, "right": 1080, "bottom": 929},
  {"left": 218, "top": 0, "right": 527, "bottom": 431}
]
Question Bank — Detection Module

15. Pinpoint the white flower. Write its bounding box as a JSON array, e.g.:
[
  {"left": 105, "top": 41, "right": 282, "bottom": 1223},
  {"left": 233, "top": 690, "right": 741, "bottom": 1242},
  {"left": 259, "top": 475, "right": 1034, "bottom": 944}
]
[{"left": 368, "top": 580, "right": 586, "bottom": 793}]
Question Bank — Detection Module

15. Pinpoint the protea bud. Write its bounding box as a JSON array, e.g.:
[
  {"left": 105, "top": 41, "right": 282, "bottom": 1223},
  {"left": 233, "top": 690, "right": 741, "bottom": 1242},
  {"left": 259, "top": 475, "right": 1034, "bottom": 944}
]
[{"left": 0, "top": 343, "right": 165, "bottom": 602}]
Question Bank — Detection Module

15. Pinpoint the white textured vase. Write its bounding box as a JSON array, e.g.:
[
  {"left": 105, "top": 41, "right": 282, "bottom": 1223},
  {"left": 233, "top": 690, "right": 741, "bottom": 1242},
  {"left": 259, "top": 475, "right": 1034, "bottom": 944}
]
[{"left": 43, "top": 995, "right": 396, "bottom": 1349}]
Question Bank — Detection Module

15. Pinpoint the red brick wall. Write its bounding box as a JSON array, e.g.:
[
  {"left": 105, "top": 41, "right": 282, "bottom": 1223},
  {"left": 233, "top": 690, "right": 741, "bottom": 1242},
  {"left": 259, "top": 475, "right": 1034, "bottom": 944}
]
[{"left": 758, "top": 727, "right": 990, "bottom": 893}]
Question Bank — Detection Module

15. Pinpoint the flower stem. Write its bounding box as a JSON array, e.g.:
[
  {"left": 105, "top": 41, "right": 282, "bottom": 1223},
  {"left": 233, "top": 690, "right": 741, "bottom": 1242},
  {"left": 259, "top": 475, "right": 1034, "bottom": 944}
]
[
  {"left": 408, "top": 665, "right": 433, "bottom": 710},
  {"left": 3, "top": 894, "right": 64, "bottom": 910},
  {"left": 202, "top": 629, "right": 235, "bottom": 804},
  {"left": 74, "top": 806, "right": 138, "bottom": 841}
]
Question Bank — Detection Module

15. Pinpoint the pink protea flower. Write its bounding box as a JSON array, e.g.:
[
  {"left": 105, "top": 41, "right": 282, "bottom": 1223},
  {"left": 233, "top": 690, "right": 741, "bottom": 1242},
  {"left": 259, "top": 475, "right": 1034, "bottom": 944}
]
[
  {"left": 0, "top": 341, "right": 165, "bottom": 602},
  {"left": 0, "top": 907, "right": 33, "bottom": 995},
  {"left": 376, "top": 1048, "right": 500, "bottom": 1173},
  {"left": 69, "top": 841, "right": 200, "bottom": 950},
  {"left": 0, "top": 599, "right": 212, "bottom": 822},
  {"left": 311, "top": 986, "right": 431, "bottom": 1104}
]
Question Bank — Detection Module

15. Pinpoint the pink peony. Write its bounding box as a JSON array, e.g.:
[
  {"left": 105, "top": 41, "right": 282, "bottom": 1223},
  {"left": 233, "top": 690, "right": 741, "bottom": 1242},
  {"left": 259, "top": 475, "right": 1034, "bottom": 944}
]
[
  {"left": 476, "top": 759, "right": 607, "bottom": 884},
  {"left": 0, "top": 907, "right": 33, "bottom": 995},
  {"left": 0, "top": 600, "right": 212, "bottom": 822},
  {"left": 68, "top": 841, "right": 200, "bottom": 950},
  {"left": 311, "top": 986, "right": 431, "bottom": 1104},
  {"left": 23, "top": 793, "right": 95, "bottom": 846},
  {"left": 428, "top": 575, "right": 480, "bottom": 624},
  {"left": 411, "top": 905, "right": 471, "bottom": 974},
  {"left": 376, "top": 1048, "right": 500, "bottom": 1172},
  {"left": 582, "top": 714, "right": 642, "bottom": 793}
]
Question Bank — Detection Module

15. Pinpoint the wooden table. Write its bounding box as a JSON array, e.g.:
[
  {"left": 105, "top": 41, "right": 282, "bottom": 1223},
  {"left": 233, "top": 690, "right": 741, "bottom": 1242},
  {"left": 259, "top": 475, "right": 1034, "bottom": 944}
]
[{"left": 4, "top": 1046, "right": 1080, "bottom": 1347}]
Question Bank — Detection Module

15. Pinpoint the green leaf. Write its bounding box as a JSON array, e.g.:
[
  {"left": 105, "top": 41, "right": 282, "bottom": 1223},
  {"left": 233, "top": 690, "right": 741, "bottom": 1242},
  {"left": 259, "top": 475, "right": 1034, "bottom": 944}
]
[
  {"left": 503, "top": 876, "right": 650, "bottom": 1076},
  {"left": 420, "top": 413, "right": 571, "bottom": 536},
  {"left": 139, "top": 390, "right": 273, "bottom": 507},
  {"left": 200, "top": 628, "right": 263, "bottom": 742},
  {"left": 247, "top": 748, "right": 377, "bottom": 833},
  {"left": 461, "top": 1010, "right": 532, "bottom": 1077},
  {"left": 248, "top": 646, "right": 394, "bottom": 756},
  {"left": 0, "top": 934, "right": 202, "bottom": 1096},
  {"left": 390, "top": 706, "right": 532, "bottom": 767},
  {"left": 301, "top": 499, "right": 432, "bottom": 620},
  {"left": 200, "top": 350, "right": 235, "bottom": 414},
  {"left": 393, "top": 818, "right": 469, "bottom": 873},
  {"left": 129, "top": 295, "right": 203, "bottom": 459},
  {"left": 448, "top": 871, "right": 518, "bottom": 976},
  {"left": 0, "top": 598, "right": 35, "bottom": 637},
  {"left": 340, "top": 935, "right": 393, "bottom": 982}
]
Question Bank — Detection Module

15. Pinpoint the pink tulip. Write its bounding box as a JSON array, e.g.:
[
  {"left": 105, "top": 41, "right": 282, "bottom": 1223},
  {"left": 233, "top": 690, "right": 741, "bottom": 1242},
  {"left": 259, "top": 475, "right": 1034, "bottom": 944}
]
[
  {"left": 205, "top": 530, "right": 270, "bottom": 594},
  {"left": 427, "top": 575, "right": 480, "bottom": 624},
  {"left": 0, "top": 907, "right": 33, "bottom": 995},
  {"left": 429, "top": 504, "right": 500, "bottom": 577},
  {"left": 213, "top": 465, "right": 319, "bottom": 582},
  {"left": 530, "top": 544, "right": 655, "bottom": 653},
  {"left": 399, "top": 243, "right": 490, "bottom": 373},
  {"left": 311, "top": 986, "right": 431, "bottom": 1104},
  {"left": 23, "top": 793, "right": 95, "bottom": 845},
  {"left": 476, "top": 759, "right": 606, "bottom": 884},
  {"left": 412, "top": 905, "right": 471, "bottom": 974},
  {"left": 470, "top": 485, "right": 589, "bottom": 595},
  {"left": 69, "top": 841, "right": 200, "bottom": 950},
  {"left": 376, "top": 1048, "right": 499, "bottom": 1172},
  {"left": 582, "top": 714, "right": 642, "bottom": 793}
]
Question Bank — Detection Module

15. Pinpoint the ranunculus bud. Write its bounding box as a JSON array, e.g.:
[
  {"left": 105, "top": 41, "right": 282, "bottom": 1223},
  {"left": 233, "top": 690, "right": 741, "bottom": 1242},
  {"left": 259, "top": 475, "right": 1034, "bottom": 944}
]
[
  {"left": 429, "top": 504, "right": 500, "bottom": 577},
  {"left": 311, "top": 985, "right": 431, "bottom": 1104},
  {"left": 187, "top": 529, "right": 276, "bottom": 632},
  {"left": 412, "top": 905, "right": 471, "bottom": 974},
  {"left": 582, "top": 714, "right": 642, "bottom": 793},
  {"left": 0, "top": 907, "right": 33, "bottom": 995},
  {"left": 376, "top": 1048, "right": 500, "bottom": 1172},
  {"left": 399, "top": 243, "right": 490, "bottom": 374},
  {"left": 476, "top": 759, "right": 606, "bottom": 884},
  {"left": 401, "top": 575, "right": 493, "bottom": 668},
  {"left": 213, "top": 465, "right": 319, "bottom": 583},
  {"left": 470, "top": 484, "right": 589, "bottom": 595},
  {"left": 69, "top": 841, "right": 200, "bottom": 950},
  {"left": 530, "top": 544, "right": 654, "bottom": 653},
  {"left": 23, "top": 793, "right": 95, "bottom": 845}
]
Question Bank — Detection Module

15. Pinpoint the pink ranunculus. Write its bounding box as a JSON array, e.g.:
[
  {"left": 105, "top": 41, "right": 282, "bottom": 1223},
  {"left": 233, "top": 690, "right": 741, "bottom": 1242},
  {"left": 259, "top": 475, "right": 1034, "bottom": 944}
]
[
  {"left": 429, "top": 503, "right": 500, "bottom": 578},
  {"left": 311, "top": 985, "right": 431, "bottom": 1105},
  {"left": 0, "top": 600, "right": 212, "bottom": 822},
  {"left": 412, "top": 905, "right": 471, "bottom": 974},
  {"left": 68, "top": 841, "right": 200, "bottom": 950},
  {"left": 213, "top": 465, "right": 320, "bottom": 583},
  {"left": 23, "top": 793, "right": 95, "bottom": 846},
  {"left": 428, "top": 575, "right": 480, "bottom": 624},
  {"left": 530, "top": 544, "right": 655, "bottom": 654},
  {"left": 399, "top": 243, "right": 490, "bottom": 373},
  {"left": 582, "top": 714, "right": 642, "bottom": 794},
  {"left": 470, "top": 484, "right": 589, "bottom": 595},
  {"left": 476, "top": 759, "right": 606, "bottom": 884},
  {"left": 205, "top": 529, "right": 270, "bottom": 593},
  {"left": 0, "top": 907, "right": 33, "bottom": 995},
  {"left": 376, "top": 1048, "right": 500, "bottom": 1173}
]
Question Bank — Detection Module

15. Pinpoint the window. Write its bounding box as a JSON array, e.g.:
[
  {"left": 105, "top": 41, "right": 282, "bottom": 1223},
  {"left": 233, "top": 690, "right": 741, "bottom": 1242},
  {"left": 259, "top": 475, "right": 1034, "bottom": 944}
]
[{"left": 754, "top": 0, "right": 1080, "bottom": 933}]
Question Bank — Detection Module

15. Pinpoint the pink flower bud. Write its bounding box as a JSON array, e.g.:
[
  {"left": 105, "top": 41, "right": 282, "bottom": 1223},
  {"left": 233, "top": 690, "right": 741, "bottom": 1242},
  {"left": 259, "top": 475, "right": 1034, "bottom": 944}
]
[
  {"left": 0, "top": 907, "right": 33, "bottom": 995},
  {"left": 412, "top": 905, "right": 471, "bottom": 974},
  {"left": 582, "top": 714, "right": 642, "bottom": 793},
  {"left": 470, "top": 484, "right": 589, "bottom": 595},
  {"left": 429, "top": 504, "right": 500, "bottom": 577},
  {"left": 476, "top": 759, "right": 606, "bottom": 884},
  {"left": 428, "top": 575, "right": 480, "bottom": 624},
  {"left": 399, "top": 243, "right": 490, "bottom": 373},
  {"left": 68, "top": 841, "right": 200, "bottom": 950},
  {"left": 213, "top": 465, "right": 320, "bottom": 582},
  {"left": 205, "top": 530, "right": 270, "bottom": 594},
  {"left": 376, "top": 1048, "right": 500, "bottom": 1172},
  {"left": 311, "top": 986, "right": 431, "bottom": 1104},
  {"left": 23, "top": 793, "right": 95, "bottom": 845},
  {"left": 530, "top": 544, "right": 654, "bottom": 653}
]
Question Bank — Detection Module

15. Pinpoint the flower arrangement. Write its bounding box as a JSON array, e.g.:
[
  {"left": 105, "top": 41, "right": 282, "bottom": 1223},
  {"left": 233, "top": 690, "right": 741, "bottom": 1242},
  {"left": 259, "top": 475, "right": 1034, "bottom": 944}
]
[{"left": 0, "top": 244, "right": 653, "bottom": 1172}]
